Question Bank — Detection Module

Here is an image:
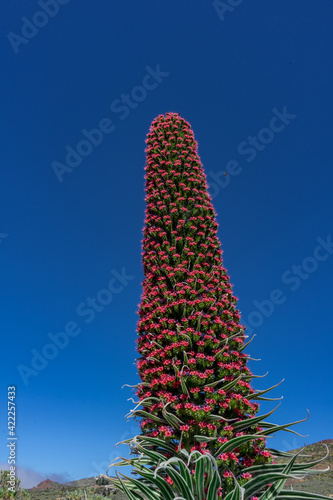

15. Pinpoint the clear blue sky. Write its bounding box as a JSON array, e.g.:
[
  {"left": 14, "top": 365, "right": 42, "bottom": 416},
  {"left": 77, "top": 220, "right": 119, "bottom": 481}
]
[{"left": 1, "top": 0, "right": 333, "bottom": 489}]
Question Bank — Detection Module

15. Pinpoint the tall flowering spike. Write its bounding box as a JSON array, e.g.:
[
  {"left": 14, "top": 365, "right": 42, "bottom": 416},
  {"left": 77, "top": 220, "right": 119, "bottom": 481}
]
[{"left": 136, "top": 113, "right": 271, "bottom": 483}]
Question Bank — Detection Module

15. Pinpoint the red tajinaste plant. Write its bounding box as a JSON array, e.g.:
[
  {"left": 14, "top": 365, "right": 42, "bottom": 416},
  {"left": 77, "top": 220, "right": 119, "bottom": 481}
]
[
  {"left": 109, "top": 113, "right": 330, "bottom": 500},
  {"left": 133, "top": 112, "right": 272, "bottom": 486}
]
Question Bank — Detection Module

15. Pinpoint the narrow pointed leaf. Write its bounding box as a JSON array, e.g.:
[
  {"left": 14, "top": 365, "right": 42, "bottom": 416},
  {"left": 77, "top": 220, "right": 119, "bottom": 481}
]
[
  {"left": 123, "top": 476, "right": 161, "bottom": 500},
  {"left": 260, "top": 411, "right": 310, "bottom": 436},
  {"left": 215, "top": 434, "right": 268, "bottom": 457},
  {"left": 160, "top": 467, "right": 194, "bottom": 500},
  {"left": 232, "top": 405, "right": 280, "bottom": 432},
  {"left": 162, "top": 405, "right": 184, "bottom": 429},
  {"left": 238, "top": 334, "right": 256, "bottom": 353},
  {"left": 254, "top": 449, "right": 305, "bottom": 500},
  {"left": 276, "top": 492, "right": 333, "bottom": 500},
  {"left": 246, "top": 380, "right": 284, "bottom": 400},
  {"left": 207, "top": 468, "right": 221, "bottom": 500},
  {"left": 194, "top": 453, "right": 205, "bottom": 499},
  {"left": 139, "top": 470, "right": 174, "bottom": 500},
  {"left": 194, "top": 434, "right": 217, "bottom": 443},
  {"left": 128, "top": 410, "right": 165, "bottom": 423},
  {"left": 243, "top": 473, "right": 298, "bottom": 499},
  {"left": 115, "top": 473, "right": 143, "bottom": 500},
  {"left": 225, "top": 482, "right": 245, "bottom": 500}
]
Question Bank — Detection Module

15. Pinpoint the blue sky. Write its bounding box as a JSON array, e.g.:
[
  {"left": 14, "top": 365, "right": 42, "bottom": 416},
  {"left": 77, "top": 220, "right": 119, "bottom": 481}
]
[{"left": 1, "top": 0, "right": 333, "bottom": 489}]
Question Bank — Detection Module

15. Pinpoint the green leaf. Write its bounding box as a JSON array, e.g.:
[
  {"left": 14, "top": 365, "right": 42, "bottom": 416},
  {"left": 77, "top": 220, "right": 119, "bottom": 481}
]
[
  {"left": 220, "top": 375, "right": 244, "bottom": 392},
  {"left": 215, "top": 434, "right": 268, "bottom": 458},
  {"left": 178, "top": 460, "right": 193, "bottom": 493},
  {"left": 232, "top": 405, "right": 280, "bottom": 432},
  {"left": 173, "top": 362, "right": 180, "bottom": 377},
  {"left": 213, "top": 333, "right": 240, "bottom": 358},
  {"left": 260, "top": 411, "right": 309, "bottom": 437},
  {"left": 204, "top": 374, "right": 243, "bottom": 393},
  {"left": 254, "top": 450, "right": 304, "bottom": 500},
  {"left": 224, "top": 482, "right": 245, "bottom": 500},
  {"left": 122, "top": 476, "right": 161, "bottom": 500},
  {"left": 238, "top": 334, "right": 256, "bottom": 353},
  {"left": 207, "top": 413, "right": 233, "bottom": 422},
  {"left": 122, "top": 382, "right": 150, "bottom": 389},
  {"left": 162, "top": 404, "right": 185, "bottom": 429},
  {"left": 276, "top": 492, "right": 333, "bottom": 500},
  {"left": 108, "top": 457, "right": 137, "bottom": 468},
  {"left": 265, "top": 448, "right": 306, "bottom": 459},
  {"left": 254, "top": 396, "right": 284, "bottom": 402},
  {"left": 128, "top": 410, "right": 165, "bottom": 423},
  {"left": 115, "top": 473, "right": 144, "bottom": 500},
  {"left": 194, "top": 453, "right": 205, "bottom": 499},
  {"left": 193, "top": 434, "right": 217, "bottom": 443},
  {"left": 160, "top": 466, "right": 194, "bottom": 500},
  {"left": 179, "top": 367, "right": 190, "bottom": 395},
  {"left": 180, "top": 333, "right": 192, "bottom": 348},
  {"left": 135, "top": 435, "right": 176, "bottom": 454},
  {"left": 146, "top": 356, "right": 160, "bottom": 363},
  {"left": 127, "top": 397, "right": 161, "bottom": 415},
  {"left": 213, "top": 346, "right": 229, "bottom": 359},
  {"left": 246, "top": 380, "right": 284, "bottom": 401},
  {"left": 243, "top": 372, "right": 268, "bottom": 380},
  {"left": 246, "top": 445, "right": 329, "bottom": 477},
  {"left": 206, "top": 468, "right": 221, "bottom": 500},
  {"left": 243, "top": 473, "right": 296, "bottom": 499},
  {"left": 139, "top": 470, "right": 174, "bottom": 500},
  {"left": 152, "top": 340, "right": 165, "bottom": 350},
  {"left": 134, "top": 443, "right": 167, "bottom": 463},
  {"left": 282, "top": 448, "right": 307, "bottom": 475},
  {"left": 261, "top": 422, "right": 307, "bottom": 437},
  {"left": 243, "top": 463, "right": 302, "bottom": 477}
]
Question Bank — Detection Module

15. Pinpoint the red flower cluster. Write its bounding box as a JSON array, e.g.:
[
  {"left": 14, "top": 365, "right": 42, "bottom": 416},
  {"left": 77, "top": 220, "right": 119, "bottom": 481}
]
[{"left": 136, "top": 113, "right": 271, "bottom": 481}]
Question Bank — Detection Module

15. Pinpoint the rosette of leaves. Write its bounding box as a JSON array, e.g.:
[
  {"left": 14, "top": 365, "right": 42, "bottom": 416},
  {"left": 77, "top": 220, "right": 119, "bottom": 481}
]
[{"left": 108, "top": 432, "right": 331, "bottom": 500}]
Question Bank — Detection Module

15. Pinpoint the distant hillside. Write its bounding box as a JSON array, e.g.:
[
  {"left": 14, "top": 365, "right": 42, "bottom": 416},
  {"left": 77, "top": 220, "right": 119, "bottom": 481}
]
[
  {"left": 62, "top": 476, "right": 97, "bottom": 488},
  {"left": 32, "top": 479, "right": 62, "bottom": 490},
  {"left": 276, "top": 439, "right": 333, "bottom": 497},
  {"left": 27, "top": 475, "right": 124, "bottom": 500},
  {"left": 26, "top": 440, "right": 333, "bottom": 499}
]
